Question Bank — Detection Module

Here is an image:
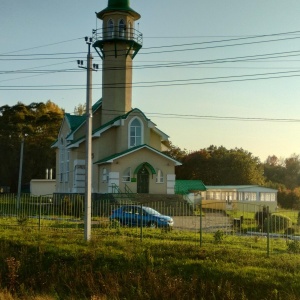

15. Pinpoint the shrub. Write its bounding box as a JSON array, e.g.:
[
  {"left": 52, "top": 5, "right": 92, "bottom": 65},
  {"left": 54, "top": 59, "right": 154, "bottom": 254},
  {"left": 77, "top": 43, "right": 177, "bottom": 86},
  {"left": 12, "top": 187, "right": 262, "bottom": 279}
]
[
  {"left": 61, "top": 196, "right": 72, "bottom": 216},
  {"left": 255, "top": 207, "right": 270, "bottom": 227},
  {"left": 287, "top": 240, "right": 300, "bottom": 253},
  {"left": 72, "top": 195, "right": 84, "bottom": 218},
  {"left": 263, "top": 214, "right": 292, "bottom": 233},
  {"left": 285, "top": 227, "right": 295, "bottom": 235}
]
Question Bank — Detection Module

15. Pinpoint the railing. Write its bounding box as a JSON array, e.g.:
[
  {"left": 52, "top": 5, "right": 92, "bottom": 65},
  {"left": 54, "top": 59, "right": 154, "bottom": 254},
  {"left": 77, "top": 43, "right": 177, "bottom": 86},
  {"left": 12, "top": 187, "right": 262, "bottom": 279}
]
[
  {"left": 2, "top": 194, "right": 300, "bottom": 255},
  {"left": 93, "top": 26, "right": 143, "bottom": 46},
  {"left": 110, "top": 183, "right": 122, "bottom": 194}
]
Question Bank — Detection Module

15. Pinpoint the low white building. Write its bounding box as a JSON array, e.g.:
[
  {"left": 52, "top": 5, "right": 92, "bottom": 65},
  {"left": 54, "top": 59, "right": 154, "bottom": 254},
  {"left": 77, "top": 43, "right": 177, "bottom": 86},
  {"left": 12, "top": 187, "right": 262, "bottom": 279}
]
[
  {"left": 30, "top": 179, "right": 56, "bottom": 196},
  {"left": 202, "top": 185, "right": 278, "bottom": 212}
]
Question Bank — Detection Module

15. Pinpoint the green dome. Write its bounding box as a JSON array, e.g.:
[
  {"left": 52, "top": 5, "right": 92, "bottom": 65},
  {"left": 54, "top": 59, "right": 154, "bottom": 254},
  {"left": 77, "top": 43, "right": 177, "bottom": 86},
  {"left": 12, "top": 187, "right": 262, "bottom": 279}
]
[
  {"left": 108, "top": 0, "right": 130, "bottom": 9},
  {"left": 97, "top": 0, "right": 140, "bottom": 20}
]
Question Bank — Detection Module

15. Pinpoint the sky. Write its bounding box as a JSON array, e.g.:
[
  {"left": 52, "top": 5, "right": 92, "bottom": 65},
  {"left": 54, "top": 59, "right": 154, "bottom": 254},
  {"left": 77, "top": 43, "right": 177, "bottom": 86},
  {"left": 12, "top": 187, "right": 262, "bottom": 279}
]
[{"left": 2, "top": 0, "right": 300, "bottom": 162}]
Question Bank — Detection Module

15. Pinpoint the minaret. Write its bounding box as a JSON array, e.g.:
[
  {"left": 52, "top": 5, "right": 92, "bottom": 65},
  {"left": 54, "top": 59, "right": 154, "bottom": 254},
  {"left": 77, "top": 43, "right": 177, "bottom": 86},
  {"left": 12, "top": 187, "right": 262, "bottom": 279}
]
[{"left": 93, "top": 0, "right": 143, "bottom": 125}]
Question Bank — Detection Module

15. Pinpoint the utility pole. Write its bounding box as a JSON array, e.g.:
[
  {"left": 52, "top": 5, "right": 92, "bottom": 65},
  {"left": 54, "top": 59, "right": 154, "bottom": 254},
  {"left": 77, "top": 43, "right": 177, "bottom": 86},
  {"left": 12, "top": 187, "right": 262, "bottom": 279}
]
[{"left": 78, "top": 37, "right": 98, "bottom": 241}]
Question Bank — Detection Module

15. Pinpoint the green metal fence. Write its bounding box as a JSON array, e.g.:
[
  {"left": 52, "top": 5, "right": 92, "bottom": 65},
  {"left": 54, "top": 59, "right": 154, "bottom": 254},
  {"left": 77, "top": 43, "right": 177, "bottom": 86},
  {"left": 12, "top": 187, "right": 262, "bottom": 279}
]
[{"left": 1, "top": 193, "right": 300, "bottom": 254}]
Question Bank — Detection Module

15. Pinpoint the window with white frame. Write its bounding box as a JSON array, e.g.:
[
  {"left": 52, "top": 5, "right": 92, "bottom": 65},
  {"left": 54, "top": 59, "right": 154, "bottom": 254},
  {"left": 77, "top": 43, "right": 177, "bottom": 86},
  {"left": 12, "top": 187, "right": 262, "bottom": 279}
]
[
  {"left": 59, "top": 137, "right": 64, "bottom": 182},
  {"left": 108, "top": 19, "right": 114, "bottom": 38},
  {"left": 260, "top": 192, "right": 275, "bottom": 202},
  {"left": 244, "top": 192, "right": 257, "bottom": 201},
  {"left": 122, "top": 167, "right": 131, "bottom": 182},
  {"left": 206, "top": 191, "right": 214, "bottom": 200},
  {"left": 65, "top": 150, "right": 70, "bottom": 182},
  {"left": 102, "top": 168, "right": 108, "bottom": 182},
  {"left": 156, "top": 169, "right": 164, "bottom": 183},
  {"left": 129, "top": 118, "right": 142, "bottom": 147}
]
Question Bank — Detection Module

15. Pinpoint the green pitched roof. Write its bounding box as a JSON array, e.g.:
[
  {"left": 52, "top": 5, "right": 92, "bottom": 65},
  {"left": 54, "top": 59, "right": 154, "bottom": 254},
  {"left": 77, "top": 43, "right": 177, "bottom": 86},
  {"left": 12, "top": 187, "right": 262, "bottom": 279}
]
[
  {"left": 65, "top": 99, "right": 102, "bottom": 133},
  {"left": 65, "top": 113, "right": 85, "bottom": 131},
  {"left": 94, "top": 144, "right": 181, "bottom": 166},
  {"left": 175, "top": 180, "right": 207, "bottom": 195},
  {"left": 97, "top": 0, "right": 140, "bottom": 20},
  {"left": 92, "top": 98, "right": 102, "bottom": 112},
  {"left": 67, "top": 108, "right": 149, "bottom": 147}
]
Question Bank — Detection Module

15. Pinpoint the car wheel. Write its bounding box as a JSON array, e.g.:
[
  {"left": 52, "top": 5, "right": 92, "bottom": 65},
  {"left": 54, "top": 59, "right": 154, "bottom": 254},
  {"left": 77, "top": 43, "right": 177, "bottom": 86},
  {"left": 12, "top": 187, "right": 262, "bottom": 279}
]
[{"left": 147, "top": 221, "right": 158, "bottom": 228}]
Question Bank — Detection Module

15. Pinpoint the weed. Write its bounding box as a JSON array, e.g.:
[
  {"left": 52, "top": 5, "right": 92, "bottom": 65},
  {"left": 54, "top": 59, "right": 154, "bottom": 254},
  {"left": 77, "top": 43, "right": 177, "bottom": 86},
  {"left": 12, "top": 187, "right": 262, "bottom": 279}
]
[
  {"left": 109, "top": 219, "right": 121, "bottom": 230},
  {"left": 213, "top": 230, "right": 224, "bottom": 244},
  {"left": 5, "top": 257, "right": 20, "bottom": 293},
  {"left": 253, "top": 236, "right": 260, "bottom": 243},
  {"left": 16, "top": 214, "right": 28, "bottom": 227}
]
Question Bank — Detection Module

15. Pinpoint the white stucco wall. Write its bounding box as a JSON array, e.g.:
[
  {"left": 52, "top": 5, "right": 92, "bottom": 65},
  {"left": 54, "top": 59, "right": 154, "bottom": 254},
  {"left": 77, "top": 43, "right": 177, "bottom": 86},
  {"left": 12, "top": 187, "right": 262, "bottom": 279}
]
[{"left": 30, "top": 180, "right": 56, "bottom": 196}]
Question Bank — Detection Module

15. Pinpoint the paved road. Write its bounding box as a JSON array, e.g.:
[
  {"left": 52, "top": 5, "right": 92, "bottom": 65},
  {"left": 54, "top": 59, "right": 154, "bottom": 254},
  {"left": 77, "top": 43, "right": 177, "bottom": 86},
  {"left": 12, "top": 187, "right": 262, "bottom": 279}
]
[{"left": 173, "top": 213, "right": 232, "bottom": 232}]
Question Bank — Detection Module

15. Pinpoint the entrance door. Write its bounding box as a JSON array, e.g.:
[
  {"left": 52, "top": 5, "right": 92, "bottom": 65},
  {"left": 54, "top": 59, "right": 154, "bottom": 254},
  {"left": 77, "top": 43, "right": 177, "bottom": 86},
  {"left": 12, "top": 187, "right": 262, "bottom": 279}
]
[{"left": 137, "top": 165, "right": 149, "bottom": 193}]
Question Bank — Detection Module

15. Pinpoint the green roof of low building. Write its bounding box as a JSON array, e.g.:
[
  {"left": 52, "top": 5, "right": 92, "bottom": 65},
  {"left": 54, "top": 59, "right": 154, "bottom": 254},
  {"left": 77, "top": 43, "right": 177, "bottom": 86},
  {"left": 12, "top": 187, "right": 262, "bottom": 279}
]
[{"left": 175, "top": 180, "right": 207, "bottom": 195}]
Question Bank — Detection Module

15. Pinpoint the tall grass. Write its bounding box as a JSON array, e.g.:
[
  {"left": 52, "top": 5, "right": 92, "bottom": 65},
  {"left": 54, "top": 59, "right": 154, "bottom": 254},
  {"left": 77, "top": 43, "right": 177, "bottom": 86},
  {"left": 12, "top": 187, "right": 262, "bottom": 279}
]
[{"left": 0, "top": 227, "right": 300, "bottom": 299}]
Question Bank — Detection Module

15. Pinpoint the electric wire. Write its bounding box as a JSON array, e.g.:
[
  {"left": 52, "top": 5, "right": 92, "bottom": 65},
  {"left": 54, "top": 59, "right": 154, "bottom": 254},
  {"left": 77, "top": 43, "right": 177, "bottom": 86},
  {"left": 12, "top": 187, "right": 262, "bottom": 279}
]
[
  {"left": 2, "top": 68, "right": 300, "bottom": 90},
  {"left": 2, "top": 30, "right": 300, "bottom": 89}
]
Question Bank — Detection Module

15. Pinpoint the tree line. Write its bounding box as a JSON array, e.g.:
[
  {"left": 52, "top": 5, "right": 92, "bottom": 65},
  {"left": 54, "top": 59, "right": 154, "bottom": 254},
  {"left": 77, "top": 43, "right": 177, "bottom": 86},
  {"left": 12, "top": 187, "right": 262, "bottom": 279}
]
[
  {"left": 1, "top": 102, "right": 300, "bottom": 209},
  {"left": 0, "top": 101, "right": 63, "bottom": 192},
  {"left": 164, "top": 142, "right": 300, "bottom": 209}
]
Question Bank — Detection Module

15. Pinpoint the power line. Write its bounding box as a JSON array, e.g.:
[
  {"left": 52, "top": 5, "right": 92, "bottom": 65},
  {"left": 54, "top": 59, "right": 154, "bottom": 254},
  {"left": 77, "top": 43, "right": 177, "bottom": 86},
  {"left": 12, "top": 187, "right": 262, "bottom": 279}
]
[
  {"left": 0, "top": 37, "right": 85, "bottom": 55},
  {"left": 0, "top": 52, "right": 86, "bottom": 57},
  {"left": 141, "top": 36, "right": 300, "bottom": 55},
  {"left": 2, "top": 31, "right": 300, "bottom": 61},
  {"left": 2, "top": 68, "right": 300, "bottom": 90},
  {"left": 143, "top": 30, "right": 300, "bottom": 50},
  {"left": 3, "top": 48, "right": 300, "bottom": 75},
  {"left": 94, "top": 108, "right": 300, "bottom": 123},
  {"left": 2, "top": 30, "right": 300, "bottom": 86}
]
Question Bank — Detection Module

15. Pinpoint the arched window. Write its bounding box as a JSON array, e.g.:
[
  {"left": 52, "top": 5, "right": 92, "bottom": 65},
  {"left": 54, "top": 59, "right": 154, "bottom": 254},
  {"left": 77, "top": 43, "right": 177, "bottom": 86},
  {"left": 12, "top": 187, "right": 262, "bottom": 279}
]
[
  {"left": 129, "top": 118, "right": 142, "bottom": 147},
  {"left": 122, "top": 167, "right": 131, "bottom": 182},
  {"left": 119, "top": 19, "right": 126, "bottom": 38},
  {"left": 108, "top": 19, "right": 114, "bottom": 38},
  {"left": 156, "top": 169, "right": 164, "bottom": 183}
]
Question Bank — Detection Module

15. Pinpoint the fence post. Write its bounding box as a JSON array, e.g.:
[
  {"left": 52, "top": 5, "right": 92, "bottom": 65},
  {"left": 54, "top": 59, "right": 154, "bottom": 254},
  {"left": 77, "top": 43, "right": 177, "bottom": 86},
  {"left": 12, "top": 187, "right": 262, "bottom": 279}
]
[
  {"left": 200, "top": 199, "right": 203, "bottom": 247},
  {"left": 140, "top": 203, "right": 143, "bottom": 242},
  {"left": 39, "top": 196, "right": 41, "bottom": 231},
  {"left": 267, "top": 206, "right": 270, "bottom": 257}
]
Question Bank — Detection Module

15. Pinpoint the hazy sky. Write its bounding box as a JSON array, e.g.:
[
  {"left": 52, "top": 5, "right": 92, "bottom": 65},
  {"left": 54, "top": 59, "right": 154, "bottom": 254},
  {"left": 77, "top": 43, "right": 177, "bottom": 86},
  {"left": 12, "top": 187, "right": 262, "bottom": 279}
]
[{"left": 2, "top": 1, "right": 300, "bottom": 161}]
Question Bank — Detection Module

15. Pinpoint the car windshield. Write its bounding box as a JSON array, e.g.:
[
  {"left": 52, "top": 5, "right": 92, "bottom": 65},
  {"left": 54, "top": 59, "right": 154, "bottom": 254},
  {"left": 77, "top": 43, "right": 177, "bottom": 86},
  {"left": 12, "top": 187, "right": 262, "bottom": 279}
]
[{"left": 143, "top": 207, "right": 161, "bottom": 215}]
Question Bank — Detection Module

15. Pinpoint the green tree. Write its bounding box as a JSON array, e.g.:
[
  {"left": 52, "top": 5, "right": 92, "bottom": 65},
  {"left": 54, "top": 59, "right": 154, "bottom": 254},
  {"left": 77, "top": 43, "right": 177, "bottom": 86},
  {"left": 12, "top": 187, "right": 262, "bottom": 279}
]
[
  {"left": 74, "top": 103, "right": 86, "bottom": 116},
  {"left": 263, "top": 155, "right": 286, "bottom": 186},
  {"left": 176, "top": 145, "right": 265, "bottom": 185},
  {"left": 284, "top": 154, "right": 300, "bottom": 189},
  {"left": 162, "top": 141, "right": 187, "bottom": 162},
  {"left": 264, "top": 154, "right": 300, "bottom": 190},
  {"left": 0, "top": 101, "right": 63, "bottom": 192}
]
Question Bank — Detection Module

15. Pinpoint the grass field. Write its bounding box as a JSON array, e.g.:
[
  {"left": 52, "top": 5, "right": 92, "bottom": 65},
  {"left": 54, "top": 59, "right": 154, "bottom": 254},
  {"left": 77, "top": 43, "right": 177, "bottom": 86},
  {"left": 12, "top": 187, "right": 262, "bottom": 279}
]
[{"left": 0, "top": 224, "right": 300, "bottom": 299}]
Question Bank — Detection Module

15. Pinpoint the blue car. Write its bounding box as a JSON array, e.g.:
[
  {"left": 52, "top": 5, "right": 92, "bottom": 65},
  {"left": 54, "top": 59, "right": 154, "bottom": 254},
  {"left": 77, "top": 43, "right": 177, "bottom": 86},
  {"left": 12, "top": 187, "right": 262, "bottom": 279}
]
[{"left": 110, "top": 205, "right": 174, "bottom": 228}]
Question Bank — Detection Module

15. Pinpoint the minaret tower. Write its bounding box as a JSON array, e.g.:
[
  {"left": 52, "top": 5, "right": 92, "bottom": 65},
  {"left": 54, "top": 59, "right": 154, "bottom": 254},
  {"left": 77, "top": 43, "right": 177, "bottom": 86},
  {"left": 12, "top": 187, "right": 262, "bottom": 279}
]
[{"left": 93, "top": 0, "right": 143, "bottom": 125}]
